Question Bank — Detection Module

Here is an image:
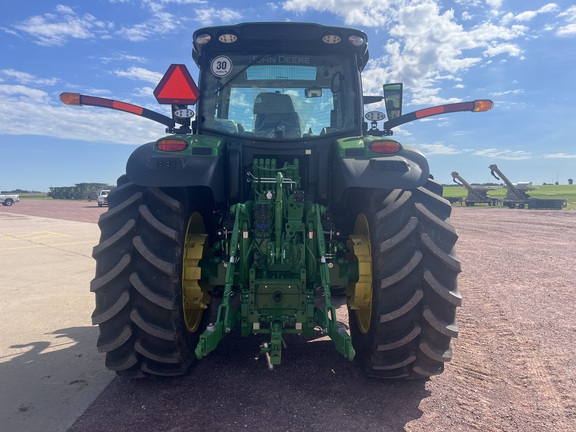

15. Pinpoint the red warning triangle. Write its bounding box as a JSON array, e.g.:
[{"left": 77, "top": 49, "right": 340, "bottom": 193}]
[{"left": 154, "top": 64, "right": 200, "bottom": 105}]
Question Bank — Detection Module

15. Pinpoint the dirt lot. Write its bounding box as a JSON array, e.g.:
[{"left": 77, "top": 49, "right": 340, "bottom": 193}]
[
  {"left": 0, "top": 199, "right": 107, "bottom": 224},
  {"left": 2, "top": 201, "right": 575, "bottom": 431}
]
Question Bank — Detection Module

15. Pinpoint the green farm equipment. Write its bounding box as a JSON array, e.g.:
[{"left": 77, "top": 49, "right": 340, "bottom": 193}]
[{"left": 61, "top": 22, "right": 493, "bottom": 379}]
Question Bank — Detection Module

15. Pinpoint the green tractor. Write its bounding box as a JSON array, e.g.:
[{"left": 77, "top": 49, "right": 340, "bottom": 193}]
[{"left": 61, "top": 22, "right": 492, "bottom": 379}]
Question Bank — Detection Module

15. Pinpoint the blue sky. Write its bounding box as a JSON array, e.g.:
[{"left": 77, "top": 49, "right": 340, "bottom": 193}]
[{"left": 1, "top": 0, "right": 575, "bottom": 192}]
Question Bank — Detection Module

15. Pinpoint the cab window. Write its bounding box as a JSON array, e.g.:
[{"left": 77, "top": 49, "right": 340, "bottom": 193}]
[{"left": 199, "top": 53, "right": 359, "bottom": 140}]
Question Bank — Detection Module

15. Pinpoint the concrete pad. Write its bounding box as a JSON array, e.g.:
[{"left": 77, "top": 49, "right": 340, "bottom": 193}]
[{"left": 0, "top": 212, "right": 114, "bottom": 432}]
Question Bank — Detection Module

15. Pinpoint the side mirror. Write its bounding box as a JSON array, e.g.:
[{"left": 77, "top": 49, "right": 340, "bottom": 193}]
[{"left": 383, "top": 83, "right": 403, "bottom": 120}]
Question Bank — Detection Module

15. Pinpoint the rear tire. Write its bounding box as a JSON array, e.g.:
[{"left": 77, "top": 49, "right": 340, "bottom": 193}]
[
  {"left": 347, "top": 180, "right": 462, "bottom": 379},
  {"left": 91, "top": 175, "right": 211, "bottom": 377}
]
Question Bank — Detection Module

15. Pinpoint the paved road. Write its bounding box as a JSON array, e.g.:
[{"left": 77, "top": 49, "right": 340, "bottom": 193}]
[{"left": 0, "top": 208, "right": 114, "bottom": 432}]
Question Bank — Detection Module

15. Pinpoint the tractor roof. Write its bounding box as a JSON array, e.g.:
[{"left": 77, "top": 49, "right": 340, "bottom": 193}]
[{"left": 192, "top": 22, "right": 369, "bottom": 71}]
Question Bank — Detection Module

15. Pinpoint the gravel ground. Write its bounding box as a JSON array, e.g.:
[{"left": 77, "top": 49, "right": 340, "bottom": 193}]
[
  {"left": 0, "top": 199, "right": 106, "bottom": 224},
  {"left": 3, "top": 201, "right": 575, "bottom": 431}
]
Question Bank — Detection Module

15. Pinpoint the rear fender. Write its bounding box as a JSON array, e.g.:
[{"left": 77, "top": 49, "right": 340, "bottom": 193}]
[
  {"left": 126, "top": 138, "right": 226, "bottom": 203},
  {"left": 331, "top": 144, "right": 429, "bottom": 206}
]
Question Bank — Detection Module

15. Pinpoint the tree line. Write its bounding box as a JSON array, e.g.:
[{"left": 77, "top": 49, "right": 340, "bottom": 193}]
[
  {"left": 48, "top": 183, "right": 114, "bottom": 200},
  {"left": 1, "top": 189, "right": 44, "bottom": 194}
]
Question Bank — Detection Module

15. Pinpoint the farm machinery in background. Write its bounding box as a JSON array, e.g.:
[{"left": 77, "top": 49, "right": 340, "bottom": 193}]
[
  {"left": 489, "top": 164, "right": 566, "bottom": 209},
  {"left": 451, "top": 171, "right": 499, "bottom": 206}
]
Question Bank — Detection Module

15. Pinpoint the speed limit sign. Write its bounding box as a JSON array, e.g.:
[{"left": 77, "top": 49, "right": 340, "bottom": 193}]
[{"left": 211, "top": 56, "right": 233, "bottom": 77}]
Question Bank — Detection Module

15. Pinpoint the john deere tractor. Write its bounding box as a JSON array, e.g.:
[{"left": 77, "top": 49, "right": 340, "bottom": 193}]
[{"left": 61, "top": 22, "right": 492, "bottom": 379}]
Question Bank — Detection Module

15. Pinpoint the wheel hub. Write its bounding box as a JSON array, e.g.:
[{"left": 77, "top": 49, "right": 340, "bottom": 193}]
[
  {"left": 182, "top": 213, "right": 211, "bottom": 332},
  {"left": 347, "top": 213, "right": 373, "bottom": 334}
]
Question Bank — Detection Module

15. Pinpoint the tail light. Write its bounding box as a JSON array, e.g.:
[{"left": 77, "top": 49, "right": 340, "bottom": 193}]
[
  {"left": 369, "top": 140, "right": 402, "bottom": 154},
  {"left": 157, "top": 139, "right": 188, "bottom": 152}
]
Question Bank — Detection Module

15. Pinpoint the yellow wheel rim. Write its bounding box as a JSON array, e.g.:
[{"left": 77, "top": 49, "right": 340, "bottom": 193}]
[
  {"left": 347, "top": 213, "right": 373, "bottom": 334},
  {"left": 182, "top": 212, "right": 212, "bottom": 332}
]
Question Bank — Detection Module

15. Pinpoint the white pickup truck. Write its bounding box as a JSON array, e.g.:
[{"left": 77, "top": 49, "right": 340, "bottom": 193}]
[
  {"left": 0, "top": 193, "right": 20, "bottom": 206},
  {"left": 97, "top": 190, "right": 110, "bottom": 207}
]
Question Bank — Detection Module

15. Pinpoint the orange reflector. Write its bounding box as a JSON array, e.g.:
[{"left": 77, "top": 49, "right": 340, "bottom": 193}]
[
  {"left": 473, "top": 99, "right": 494, "bottom": 112},
  {"left": 60, "top": 92, "right": 81, "bottom": 106},
  {"left": 113, "top": 101, "right": 143, "bottom": 115},
  {"left": 415, "top": 106, "right": 444, "bottom": 118},
  {"left": 369, "top": 141, "right": 402, "bottom": 154},
  {"left": 157, "top": 139, "right": 188, "bottom": 152}
]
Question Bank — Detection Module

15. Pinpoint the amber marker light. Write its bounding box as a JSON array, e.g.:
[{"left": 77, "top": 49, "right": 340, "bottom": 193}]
[
  {"left": 473, "top": 99, "right": 494, "bottom": 112},
  {"left": 157, "top": 139, "right": 188, "bottom": 152},
  {"left": 60, "top": 92, "right": 81, "bottom": 106},
  {"left": 369, "top": 140, "right": 402, "bottom": 154}
]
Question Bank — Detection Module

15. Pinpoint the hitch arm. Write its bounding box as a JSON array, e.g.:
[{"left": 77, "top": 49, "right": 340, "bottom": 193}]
[
  {"left": 195, "top": 204, "right": 243, "bottom": 360},
  {"left": 312, "top": 205, "right": 355, "bottom": 362},
  {"left": 60, "top": 92, "right": 176, "bottom": 129}
]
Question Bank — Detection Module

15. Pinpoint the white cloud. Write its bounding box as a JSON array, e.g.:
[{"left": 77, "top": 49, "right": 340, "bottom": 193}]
[
  {"left": 474, "top": 148, "right": 532, "bottom": 160},
  {"left": 488, "top": 89, "right": 524, "bottom": 96},
  {"left": 514, "top": 11, "right": 538, "bottom": 22},
  {"left": 158, "top": 0, "right": 207, "bottom": 4},
  {"left": 419, "top": 143, "right": 464, "bottom": 155},
  {"left": 10, "top": 2, "right": 192, "bottom": 45},
  {"left": 117, "top": 11, "right": 181, "bottom": 42},
  {"left": 468, "top": 22, "right": 527, "bottom": 43},
  {"left": 99, "top": 53, "right": 147, "bottom": 64},
  {"left": 556, "top": 7, "right": 576, "bottom": 36},
  {"left": 501, "top": 3, "right": 560, "bottom": 28},
  {"left": 113, "top": 67, "right": 163, "bottom": 84},
  {"left": 7, "top": 0, "right": 534, "bottom": 109},
  {"left": 133, "top": 86, "right": 156, "bottom": 98},
  {"left": 283, "top": 0, "right": 396, "bottom": 27},
  {"left": 483, "top": 43, "right": 523, "bottom": 57},
  {"left": 513, "top": 3, "right": 560, "bottom": 22},
  {"left": 376, "top": 3, "right": 497, "bottom": 96},
  {"left": 556, "top": 24, "right": 576, "bottom": 36},
  {"left": 557, "top": 5, "right": 576, "bottom": 20},
  {"left": 0, "top": 85, "right": 161, "bottom": 144},
  {"left": 486, "top": 0, "right": 503, "bottom": 8},
  {"left": 410, "top": 87, "right": 463, "bottom": 106},
  {"left": 12, "top": 6, "right": 112, "bottom": 46},
  {"left": 544, "top": 153, "right": 576, "bottom": 159},
  {"left": 292, "top": 0, "right": 528, "bottom": 102},
  {"left": 539, "top": 4, "right": 561, "bottom": 14},
  {"left": 0, "top": 69, "right": 59, "bottom": 86},
  {"left": 194, "top": 8, "right": 243, "bottom": 26},
  {"left": 0, "top": 84, "right": 49, "bottom": 102}
]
